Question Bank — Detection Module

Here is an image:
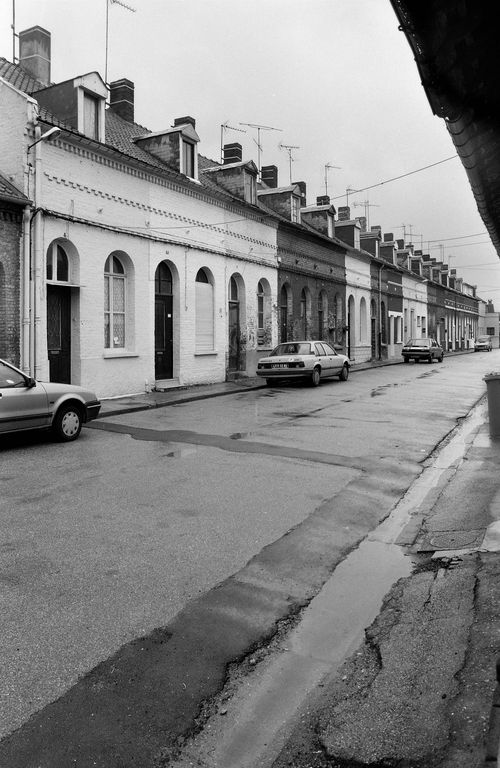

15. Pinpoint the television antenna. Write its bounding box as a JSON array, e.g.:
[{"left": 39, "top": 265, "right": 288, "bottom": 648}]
[
  {"left": 105, "top": 0, "right": 136, "bottom": 84},
  {"left": 239, "top": 122, "right": 282, "bottom": 176},
  {"left": 345, "top": 186, "right": 356, "bottom": 207},
  {"left": 220, "top": 122, "right": 246, "bottom": 163},
  {"left": 352, "top": 199, "right": 379, "bottom": 229},
  {"left": 279, "top": 143, "right": 300, "bottom": 184},
  {"left": 324, "top": 162, "right": 341, "bottom": 196}
]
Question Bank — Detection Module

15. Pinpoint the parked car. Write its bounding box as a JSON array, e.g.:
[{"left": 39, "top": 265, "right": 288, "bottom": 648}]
[
  {"left": 474, "top": 335, "right": 492, "bottom": 351},
  {"left": 402, "top": 338, "right": 444, "bottom": 363},
  {"left": 0, "top": 358, "right": 101, "bottom": 441},
  {"left": 256, "top": 341, "right": 350, "bottom": 386}
]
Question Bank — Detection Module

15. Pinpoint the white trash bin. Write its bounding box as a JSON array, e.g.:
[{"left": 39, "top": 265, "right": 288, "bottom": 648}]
[{"left": 484, "top": 372, "right": 500, "bottom": 438}]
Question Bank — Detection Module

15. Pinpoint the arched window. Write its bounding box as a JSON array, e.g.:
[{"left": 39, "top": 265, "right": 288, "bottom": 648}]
[
  {"left": 381, "top": 301, "right": 387, "bottom": 344},
  {"left": 46, "top": 243, "right": 69, "bottom": 282},
  {"left": 257, "top": 281, "right": 264, "bottom": 334},
  {"left": 360, "top": 297, "right": 367, "bottom": 343},
  {"left": 104, "top": 254, "right": 126, "bottom": 348},
  {"left": 155, "top": 261, "right": 172, "bottom": 295},
  {"left": 195, "top": 268, "right": 214, "bottom": 352},
  {"left": 318, "top": 292, "right": 324, "bottom": 340},
  {"left": 300, "top": 289, "right": 307, "bottom": 338},
  {"left": 280, "top": 284, "right": 289, "bottom": 342}
]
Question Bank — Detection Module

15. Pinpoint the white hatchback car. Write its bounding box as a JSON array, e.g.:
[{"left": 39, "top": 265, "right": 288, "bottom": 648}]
[
  {"left": 256, "top": 340, "right": 350, "bottom": 387},
  {"left": 0, "top": 358, "right": 101, "bottom": 442}
]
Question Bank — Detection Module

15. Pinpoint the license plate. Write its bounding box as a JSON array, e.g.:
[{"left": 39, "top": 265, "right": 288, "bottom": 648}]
[{"left": 273, "top": 363, "right": 288, "bottom": 368}]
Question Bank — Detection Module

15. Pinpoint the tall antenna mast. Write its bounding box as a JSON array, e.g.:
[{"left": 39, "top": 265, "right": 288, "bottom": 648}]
[
  {"left": 239, "top": 122, "right": 282, "bottom": 177},
  {"left": 352, "top": 199, "right": 379, "bottom": 229},
  {"left": 345, "top": 187, "right": 356, "bottom": 207},
  {"left": 279, "top": 143, "right": 300, "bottom": 184},
  {"left": 324, "top": 162, "right": 341, "bottom": 196},
  {"left": 220, "top": 121, "right": 246, "bottom": 164},
  {"left": 11, "top": 0, "right": 17, "bottom": 62},
  {"left": 105, "top": 0, "right": 136, "bottom": 85}
]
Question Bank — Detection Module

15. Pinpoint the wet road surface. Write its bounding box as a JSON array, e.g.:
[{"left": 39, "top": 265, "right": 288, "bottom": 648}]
[{"left": 0, "top": 353, "right": 498, "bottom": 767}]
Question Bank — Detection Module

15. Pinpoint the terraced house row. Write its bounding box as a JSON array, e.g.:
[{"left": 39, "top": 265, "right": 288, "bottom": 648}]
[{"left": 0, "top": 26, "right": 483, "bottom": 398}]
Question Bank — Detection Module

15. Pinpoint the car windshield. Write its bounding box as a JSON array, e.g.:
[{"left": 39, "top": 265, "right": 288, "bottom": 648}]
[
  {"left": 270, "top": 342, "right": 312, "bottom": 356},
  {"left": 406, "top": 338, "right": 431, "bottom": 347},
  {"left": 477, "top": 336, "right": 490, "bottom": 342}
]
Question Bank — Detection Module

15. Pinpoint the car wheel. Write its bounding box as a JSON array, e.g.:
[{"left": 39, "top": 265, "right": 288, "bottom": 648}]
[
  {"left": 311, "top": 367, "right": 321, "bottom": 387},
  {"left": 438, "top": 354, "right": 443, "bottom": 362},
  {"left": 52, "top": 402, "right": 83, "bottom": 441},
  {"left": 403, "top": 357, "right": 410, "bottom": 363},
  {"left": 339, "top": 364, "right": 349, "bottom": 381}
]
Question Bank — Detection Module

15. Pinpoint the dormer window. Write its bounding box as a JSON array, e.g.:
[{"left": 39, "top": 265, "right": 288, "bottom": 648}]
[
  {"left": 182, "top": 138, "right": 196, "bottom": 178},
  {"left": 83, "top": 92, "right": 100, "bottom": 140},
  {"left": 244, "top": 171, "right": 257, "bottom": 205},
  {"left": 74, "top": 73, "right": 107, "bottom": 142}
]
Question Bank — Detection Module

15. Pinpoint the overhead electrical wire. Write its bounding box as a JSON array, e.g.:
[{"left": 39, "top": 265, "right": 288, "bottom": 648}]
[{"left": 331, "top": 155, "right": 459, "bottom": 200}]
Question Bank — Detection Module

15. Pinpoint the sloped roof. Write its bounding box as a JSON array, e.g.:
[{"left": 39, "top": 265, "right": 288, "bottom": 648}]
[
  {"left": 0, "top": 172, "right": 30, "bottom": 205},
  {"left": 388, "top": 0, "right": 500, "bottom": 258},
  {"left": 0, "top": 56, "right": 270, "bottom": 215}
]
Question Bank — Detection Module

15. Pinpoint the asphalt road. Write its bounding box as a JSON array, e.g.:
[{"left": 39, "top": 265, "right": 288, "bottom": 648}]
[{"left": 0, "top": 351, "right": 497, "bottom": 767}]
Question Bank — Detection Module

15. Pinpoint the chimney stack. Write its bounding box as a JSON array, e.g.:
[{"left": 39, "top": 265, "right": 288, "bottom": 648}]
[
  {"left": 109, "top": 79, "right": 134, "bottom": 122},
  {"left": 316, "top": 195, "right": 330, "bottom": 206},
  {"left": 223, "top": 143, "right": 242, "bottom": 164},
  {"left": 173, "top": 116, "right": 196, "bottom": 128},
  {"left": 337, "top": 206, "right": 351, "bottom": 221},
  {"left": 19, "top": 26, "right": 51, "bottom": 86},
  {"left": 261, "top": 165, "right": 278, "bottom": 188}
]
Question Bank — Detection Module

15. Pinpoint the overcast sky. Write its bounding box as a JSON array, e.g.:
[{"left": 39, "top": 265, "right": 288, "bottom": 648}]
[{"left": 2, "top": 0, "right": 500, "bottom": 304}]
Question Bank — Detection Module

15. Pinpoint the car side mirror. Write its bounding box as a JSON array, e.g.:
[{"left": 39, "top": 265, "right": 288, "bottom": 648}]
[{"left": 25, "top": 376, "right": 37, "bottom": 388}]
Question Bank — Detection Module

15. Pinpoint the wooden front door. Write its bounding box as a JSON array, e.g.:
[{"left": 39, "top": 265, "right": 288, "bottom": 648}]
[
  {"left": 155, "top": 294, "right": 173, "bottom": 379},
  {"left": 155, "top": 262, "right": 174, "bottom": 380},
  {"left": 47, "top": 285, "right": 71, "bottom": 383},
  {"left": 228, "top": 301, "right": 240, "bottom": 371}
]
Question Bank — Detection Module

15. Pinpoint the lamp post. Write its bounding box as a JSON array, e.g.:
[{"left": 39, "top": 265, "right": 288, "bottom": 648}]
[{"left": 26, "top": 124, "right": 61, "bottom": 376}]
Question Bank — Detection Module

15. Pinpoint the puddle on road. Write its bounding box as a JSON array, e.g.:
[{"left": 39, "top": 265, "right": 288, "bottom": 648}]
[{"left": 179, "top": 399, "right": 489, "bottom": 768}]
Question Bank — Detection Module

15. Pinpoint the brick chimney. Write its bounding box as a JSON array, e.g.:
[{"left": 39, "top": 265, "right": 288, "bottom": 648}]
[
  {"left": 174, "top": 116, "right": 196, "bottom": 128},
  {"left": 316, "top": 195, "right": 330, "bottom": 206},
  {"left": 337, "top": 206, "right": 351, "bottom": 221},
  {"left": 19, "top": 26, "right": 51, "bottom": 86},
  {"left": 223, "top": 143, "right": 243, "bottom": 164},
  {"left": 261, "top": 165, "right": 278, "bottom": 188},
  {"left": 109, "top": 79, "right": 134, "bottom": 122}
]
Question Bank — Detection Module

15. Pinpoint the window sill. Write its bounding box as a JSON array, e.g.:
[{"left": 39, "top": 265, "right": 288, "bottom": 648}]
[
  {"left": 103, "top": 350, "right": 139, "bottom": 359},
  {"left": 194, "top": 350, "right": 218, "bottom": 356}
]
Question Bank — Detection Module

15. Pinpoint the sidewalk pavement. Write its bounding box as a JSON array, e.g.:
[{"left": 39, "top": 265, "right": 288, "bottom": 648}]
[{"left": 97, "top": 350, "right": 475, "bottom": 419}]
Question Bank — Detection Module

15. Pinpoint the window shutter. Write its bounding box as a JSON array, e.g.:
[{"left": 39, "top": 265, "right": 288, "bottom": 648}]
[{"left": 196, "top": 281, "right": 214, "bottom": 351}]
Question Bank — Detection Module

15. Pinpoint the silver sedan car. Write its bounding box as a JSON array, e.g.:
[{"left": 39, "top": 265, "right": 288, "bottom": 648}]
[
  {"left": 256, "top": 340, "right": 350, "bottom": 386},
  {"left": 0, "top": 358, "right": 101, "bottom": 442}
]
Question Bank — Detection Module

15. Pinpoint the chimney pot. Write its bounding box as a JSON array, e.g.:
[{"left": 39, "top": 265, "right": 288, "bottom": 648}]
[{"left": 19, "top": 26, "right": 51, "bottom": 86}]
